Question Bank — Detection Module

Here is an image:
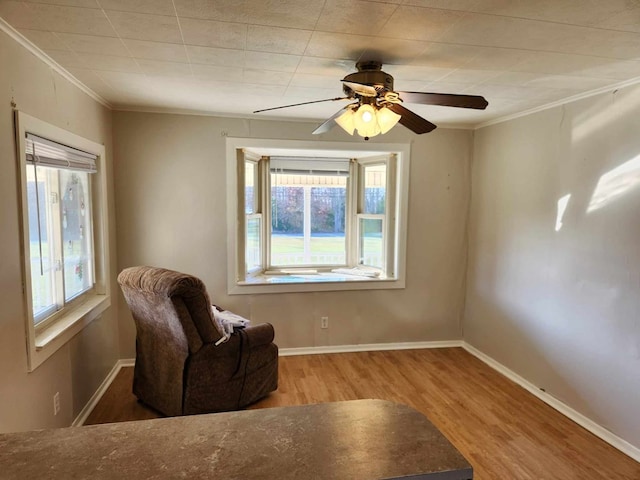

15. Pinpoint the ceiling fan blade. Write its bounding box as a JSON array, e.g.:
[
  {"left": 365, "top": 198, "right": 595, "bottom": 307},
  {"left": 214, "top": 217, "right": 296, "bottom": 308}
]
[
  {"left": 312, "top": 105, "right": 352, "bottom": 135},
  {"left": 398, "top": 92, "right": 488, "bottom": 110},
  {"left": 387, "top": 103, "right": 437, "bottom": 134},
  {"left": 253, "top": 97, "right": 349, "bottom": 114},
  {"left": 341, "top": 80, "right": 378, "bottom": 97}
]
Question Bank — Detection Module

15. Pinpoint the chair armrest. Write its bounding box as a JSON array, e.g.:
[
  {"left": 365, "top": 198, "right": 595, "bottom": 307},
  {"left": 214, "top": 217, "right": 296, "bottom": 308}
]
[
  {"left": 188, "top": 323, "right": 275, "bottom": 384},
  {"left": 242, "top": 323, "right": 275, "bottom": 348}
]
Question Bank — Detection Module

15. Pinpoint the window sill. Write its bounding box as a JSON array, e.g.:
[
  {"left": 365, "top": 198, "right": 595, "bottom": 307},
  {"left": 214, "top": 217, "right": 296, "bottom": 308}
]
[
  {"left": 230, "top": 272, "right": 404, "bottom": 295},
  {"left": 28, "top": 293, "right": 110, "bottom": 371}
]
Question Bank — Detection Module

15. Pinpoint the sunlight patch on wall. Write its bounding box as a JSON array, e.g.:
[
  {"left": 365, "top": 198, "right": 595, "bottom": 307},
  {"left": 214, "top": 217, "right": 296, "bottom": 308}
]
[
  {"left": 587, "top": 155, "right": 640, "bottom": 213},
  {"left": 555, "top": 194, "right": 571, "bottom": 231}
]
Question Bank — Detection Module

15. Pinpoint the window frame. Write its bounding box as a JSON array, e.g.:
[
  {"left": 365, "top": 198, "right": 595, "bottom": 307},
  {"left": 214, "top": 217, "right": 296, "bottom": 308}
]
[
  {"left": 226, "top": 138, "right": 410, "bottom": 295},
  {"left": 15, "top": 111, "right": 111, "bottom": 372},
  {"left": 238, "top": 150, "right": 264, "bottom": 278},
  {"left": 355, "top": 155, "right": 396, "bottom": 274}
]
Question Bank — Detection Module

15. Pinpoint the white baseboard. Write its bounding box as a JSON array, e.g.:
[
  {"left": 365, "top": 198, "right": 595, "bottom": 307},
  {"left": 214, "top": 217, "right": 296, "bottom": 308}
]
[
  {"left": 279, "top": 340, "right": 463, "bottom": 356},
  {"left": 462, "top": 342, "right": 640, "bottom": 463},
  {"left": 72, "top": 359, "right": 134, "bottom": 427}
]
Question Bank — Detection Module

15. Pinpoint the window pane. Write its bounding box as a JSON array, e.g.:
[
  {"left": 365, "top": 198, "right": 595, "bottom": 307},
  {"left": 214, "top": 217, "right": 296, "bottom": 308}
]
[
  {"left": 271, "top": 183, "right": 303, "bottom": 266},
  {"left": 359, "top": 218, "right": 384, "bottom": 269},
  {"left": 27, "top": 166, "right": 56, "bottom": 323},
  {"left": 246, "top": 217, "right": 262, "bottom": 272},
  {"left": 245, "top": 161, "right": 255, "bottom": 214},
  {"left": 309, "top": 187, "right": 346, "bottom": 265},
  {"left": 363, "top": 164, "right": 386, "bottom": 214},
  {"left": 271, "top": 172, "right": 347, "bottom": 267},
  {"left": 60, "top": 170, "right": 93, "bottom": 301}
]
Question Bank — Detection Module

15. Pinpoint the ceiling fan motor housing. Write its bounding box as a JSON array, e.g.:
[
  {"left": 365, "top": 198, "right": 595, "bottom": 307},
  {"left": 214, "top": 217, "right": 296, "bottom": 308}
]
[{"left": 342, "top": 61, "right": 394, "bottom": 97}]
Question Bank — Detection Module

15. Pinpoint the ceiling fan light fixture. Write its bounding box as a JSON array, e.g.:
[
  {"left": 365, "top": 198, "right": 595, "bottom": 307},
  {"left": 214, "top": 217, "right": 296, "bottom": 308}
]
[
  {"left": 335, "top": 103, "right": 401, "bottom": 139},
  {"left": 377, "top": 106, "right": 401, "bottom": 134},
  {"left": 353, "top": 104, "right": 381, "bottom": 138},
  {"left": 335, "top": 108, "right": 356, "bottom": 135}
]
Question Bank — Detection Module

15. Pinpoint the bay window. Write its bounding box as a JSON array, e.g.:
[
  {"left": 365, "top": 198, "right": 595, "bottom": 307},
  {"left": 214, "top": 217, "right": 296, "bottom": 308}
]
[{"left": 227, "top": 139, "right": 410, "bottom": 294}]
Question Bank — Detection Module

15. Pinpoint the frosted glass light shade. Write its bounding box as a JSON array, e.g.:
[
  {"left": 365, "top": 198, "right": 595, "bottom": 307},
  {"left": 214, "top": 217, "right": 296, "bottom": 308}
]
[
  {"left": 377, "top": 106, "right": 401, "bottom": 134},
  {"left": 335, "top": 108, "right": 355, "bottom": 135},
  {"left": 354, "top": 104, "right": 380, "bottom": 138},
  {"left": 336, "top": 104, "right": 401, "bottom": 138}
]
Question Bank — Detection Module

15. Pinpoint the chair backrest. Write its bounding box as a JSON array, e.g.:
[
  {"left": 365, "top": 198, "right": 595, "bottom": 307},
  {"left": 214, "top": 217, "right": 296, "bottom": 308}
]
[
  {"left": 118, "top": 266, "right": 225, "bottom": 415},
  {"left": 118, "top": 266, "right": 224, "bottom": 354}
]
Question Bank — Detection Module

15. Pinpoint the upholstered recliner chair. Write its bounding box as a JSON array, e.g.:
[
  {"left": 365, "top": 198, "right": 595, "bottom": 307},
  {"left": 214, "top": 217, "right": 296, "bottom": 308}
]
[{"left": 117, "top": 266, "right": 278, "bottom": 417}]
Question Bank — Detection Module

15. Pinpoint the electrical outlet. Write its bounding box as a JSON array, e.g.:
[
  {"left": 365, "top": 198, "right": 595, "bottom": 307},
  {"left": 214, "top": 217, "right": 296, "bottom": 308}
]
[
  {"left": 320, "top": 316, "right": 329, "bottom": 329},
  {"left": 53, "top": 392, "right": 60, "bottom": 416}
]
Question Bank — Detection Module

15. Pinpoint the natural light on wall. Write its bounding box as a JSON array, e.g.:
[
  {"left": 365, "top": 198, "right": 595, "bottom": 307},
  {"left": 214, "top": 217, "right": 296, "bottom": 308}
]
[
  {"left": 587, "top": 154, "right": 640, "bottom": 213},
  {"left": 555, "top": 194, "right": 571, "bottom": 231}
]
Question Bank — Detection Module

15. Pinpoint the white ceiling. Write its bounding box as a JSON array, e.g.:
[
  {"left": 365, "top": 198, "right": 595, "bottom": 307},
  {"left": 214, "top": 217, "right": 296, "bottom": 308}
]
[{"left": 3, "top": 0, "right": 640, "bottom": 129}]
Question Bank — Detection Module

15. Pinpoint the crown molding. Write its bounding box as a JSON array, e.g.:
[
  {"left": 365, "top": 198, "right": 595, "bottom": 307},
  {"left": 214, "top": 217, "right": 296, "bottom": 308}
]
[
  {"left": 0, "top": 18, "right": 111, "bottom": 109},
  {"left": 114, "top": 104, "right": 477, "bottom": 132},
  {"left": 475, "top": 75, "right": 640, "bottom": 130}
]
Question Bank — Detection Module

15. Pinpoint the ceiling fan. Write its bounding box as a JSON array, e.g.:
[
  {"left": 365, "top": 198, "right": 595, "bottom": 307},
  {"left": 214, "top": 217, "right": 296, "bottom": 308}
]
[{"left": 254, "top": 61, "right": 488, "bottom": 140}]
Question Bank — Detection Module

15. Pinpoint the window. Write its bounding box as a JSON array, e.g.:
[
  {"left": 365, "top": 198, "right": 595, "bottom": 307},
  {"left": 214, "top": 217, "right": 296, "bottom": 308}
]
[
  {"left": 242, "top": 151, "right": 262, "bottom": 274},
  {"left": 358, "top": 160, "right": 392, "bottom": 271},
  {"left": 16, "top": 112, "right": 110, "bottom": 371},
  {"left": 269, "top": 157, "right": 349, "bottom": 268},
  {"left": 227, "top": 139, "right": 410, "bottom": 294},
  {"left": 25, "top": 134, "right": 96, "bottom": 326}
]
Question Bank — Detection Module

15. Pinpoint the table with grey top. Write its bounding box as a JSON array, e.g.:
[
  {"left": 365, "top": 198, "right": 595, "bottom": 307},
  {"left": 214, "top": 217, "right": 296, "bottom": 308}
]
[{"left": 0, "top": 399, "right": 473, "bottom": 479}]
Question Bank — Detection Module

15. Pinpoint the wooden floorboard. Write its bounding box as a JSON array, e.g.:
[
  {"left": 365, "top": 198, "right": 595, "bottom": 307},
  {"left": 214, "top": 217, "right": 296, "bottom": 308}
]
[{"left": 84, "top": 348, "right": 640, "bottom": 479}]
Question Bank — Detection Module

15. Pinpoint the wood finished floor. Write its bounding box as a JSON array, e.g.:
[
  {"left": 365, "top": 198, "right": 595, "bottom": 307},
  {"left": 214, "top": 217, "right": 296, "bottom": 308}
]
[{"left": 84, "top": 348, "right": 640, "bottom": 479}]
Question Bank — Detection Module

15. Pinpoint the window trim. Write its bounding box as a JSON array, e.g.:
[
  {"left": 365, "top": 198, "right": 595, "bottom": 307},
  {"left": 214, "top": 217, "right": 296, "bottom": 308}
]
[
  {"left": 15, "top": 111, "right": 111, "bottom": 372},
  {"left": 226, "top": 138, "right": 410, "bottom": 295}
]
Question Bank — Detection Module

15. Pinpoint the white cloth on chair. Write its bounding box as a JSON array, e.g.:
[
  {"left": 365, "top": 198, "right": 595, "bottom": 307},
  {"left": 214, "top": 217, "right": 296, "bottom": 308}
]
[{"left": 212, "top": 306, "right": 251, "bottom": 345}]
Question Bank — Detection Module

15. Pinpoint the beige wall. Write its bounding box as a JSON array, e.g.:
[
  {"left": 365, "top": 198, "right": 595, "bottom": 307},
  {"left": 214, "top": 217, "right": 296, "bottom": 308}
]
[
  {"left": 0, "top": 30, "right": 119, "bottom": 433},
  {"left": 113, "top": 111, "right": 473, "bottom": 356},
  {"left": 466, "top": 86, "right": 640, "bottom": 447}
]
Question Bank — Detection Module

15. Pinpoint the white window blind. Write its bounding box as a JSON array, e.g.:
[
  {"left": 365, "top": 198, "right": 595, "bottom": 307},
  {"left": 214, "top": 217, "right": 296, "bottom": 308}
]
[
  {"left": 26, "top": 133, "right": 98, "bottom": 173},
  {"left": 270, "top": 157, "right": 349, "bottom": 176}
]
